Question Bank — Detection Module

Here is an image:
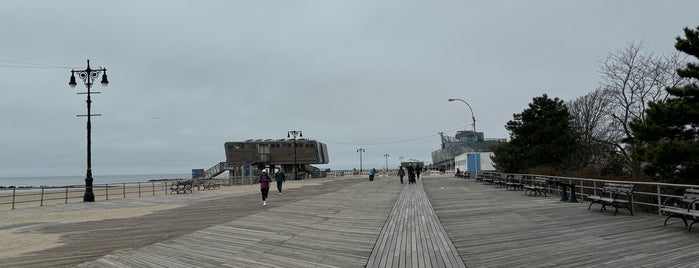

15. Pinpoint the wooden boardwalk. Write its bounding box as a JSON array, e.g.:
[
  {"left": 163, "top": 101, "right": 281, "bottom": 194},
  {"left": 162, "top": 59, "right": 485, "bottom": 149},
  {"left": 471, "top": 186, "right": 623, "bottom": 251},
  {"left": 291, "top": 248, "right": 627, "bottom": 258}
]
[
  {"left": 367, "top": 181, "right": 466, "bottom": 268},
  {"left": 1, "top": 175, "right": 698, "bottom": 267}
]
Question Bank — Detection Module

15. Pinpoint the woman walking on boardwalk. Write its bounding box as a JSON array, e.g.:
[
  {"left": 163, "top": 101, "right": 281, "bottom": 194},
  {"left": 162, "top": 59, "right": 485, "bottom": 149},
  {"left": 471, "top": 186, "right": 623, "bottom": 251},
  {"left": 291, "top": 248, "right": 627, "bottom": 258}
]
[
  {"left": 259, "top": 171, "right": 272, "bottom": 206},
  {"left": 274, "top": 170, "right": 285, "bottom": 195},
  {"left": 397, "top": 166, "right": 406, "bottom": 184}
]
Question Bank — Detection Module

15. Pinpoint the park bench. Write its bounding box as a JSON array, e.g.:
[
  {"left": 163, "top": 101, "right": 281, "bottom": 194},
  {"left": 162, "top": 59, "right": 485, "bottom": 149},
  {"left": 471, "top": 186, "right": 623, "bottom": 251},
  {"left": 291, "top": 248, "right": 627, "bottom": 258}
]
[
  {"left": 505, "top": 175, "right": 524, "bottom": 191},
  {"left": 169, "top": 180, "right": 193, "bottom": 194},
  {"left": 482, "top": 173, "right": 494, "bottom": 185},
  {"left": 660, "top": 188, "right": 699, "bottom": 232},
  {"left": 524, "top": 177, "right": 551, "bottom": 196},
  {"left": 493, "top": 174, "right": 507, "bottom": 188},
  {"left": 201, "top": 180, "right": 221, "bottom": 190},
  {"left": 586, "top": 183, "right": 634, "bottom": 215}
]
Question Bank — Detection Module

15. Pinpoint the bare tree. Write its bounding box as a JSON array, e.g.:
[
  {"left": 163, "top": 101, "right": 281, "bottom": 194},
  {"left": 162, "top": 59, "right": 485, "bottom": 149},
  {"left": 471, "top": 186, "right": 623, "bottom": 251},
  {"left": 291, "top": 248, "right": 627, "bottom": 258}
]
[
  {"left": 568, "top": 89, "right": 613, "bottom": 171},
  {"left": 598, "top": 42, "right": 688, "bottom": 176}
]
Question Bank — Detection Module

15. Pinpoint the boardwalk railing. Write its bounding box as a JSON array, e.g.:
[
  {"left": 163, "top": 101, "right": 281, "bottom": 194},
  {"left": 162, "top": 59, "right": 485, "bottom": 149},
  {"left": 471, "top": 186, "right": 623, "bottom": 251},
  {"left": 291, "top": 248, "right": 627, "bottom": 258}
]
[
  {"left": 482, "top": 172, "right": 699, "bottom": 215},
  {"left": 0, "top": 178, "right": 232, "bottom": 210}
]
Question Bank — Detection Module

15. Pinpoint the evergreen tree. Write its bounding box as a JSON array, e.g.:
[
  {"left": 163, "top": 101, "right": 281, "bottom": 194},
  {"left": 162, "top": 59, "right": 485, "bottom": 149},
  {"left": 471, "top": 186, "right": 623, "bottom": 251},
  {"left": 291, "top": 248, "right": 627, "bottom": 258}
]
[
  {"left": 630, "top": 26, "right": 699, "bottom": 184},
  {"left": 492, "top": 94, "right": 577, "bottom": 173}
]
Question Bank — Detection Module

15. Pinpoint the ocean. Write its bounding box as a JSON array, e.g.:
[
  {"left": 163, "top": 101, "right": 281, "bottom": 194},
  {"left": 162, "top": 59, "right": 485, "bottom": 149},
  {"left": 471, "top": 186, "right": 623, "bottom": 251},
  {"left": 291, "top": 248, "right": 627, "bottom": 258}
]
[{"left": 0, "top": 173, "right": 191, "bottom": 188}]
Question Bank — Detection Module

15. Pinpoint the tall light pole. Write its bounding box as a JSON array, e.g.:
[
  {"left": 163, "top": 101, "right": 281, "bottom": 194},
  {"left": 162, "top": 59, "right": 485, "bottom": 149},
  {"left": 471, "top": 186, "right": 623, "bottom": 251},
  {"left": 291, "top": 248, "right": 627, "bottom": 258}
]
[
  {"left": 357, "top": 148, "right": 365, "bottom": 174},
  {"left": 448, "top": 98, "right": 476, "bottom": 132},
  {"left": 399, "top": 156, "right": 404, "bottom": 166},
  {"left": 448, "top": 98, "right": 479, "bottom": 179},
  {"left": 287, "top": 130, "right": 302, "bottom": 180},
  {"left": 69, "top": 59, "right": 109, "bottom": 202},
  {"left": 383, "top": 154, "right": 390, "bottom": 176}
]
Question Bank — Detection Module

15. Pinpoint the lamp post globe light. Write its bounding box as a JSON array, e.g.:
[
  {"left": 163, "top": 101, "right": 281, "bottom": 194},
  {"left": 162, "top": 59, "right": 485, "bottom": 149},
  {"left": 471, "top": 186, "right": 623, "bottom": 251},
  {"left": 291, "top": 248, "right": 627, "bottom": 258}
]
[
  {"left": 287, "top": 130, "right": 302, "bottom": 180},
  {"left": 357, "top": 148, "right": 365, "bottom": 174},
  {"left": 69, "top": 59, "right": 109, "bottom": 202}
]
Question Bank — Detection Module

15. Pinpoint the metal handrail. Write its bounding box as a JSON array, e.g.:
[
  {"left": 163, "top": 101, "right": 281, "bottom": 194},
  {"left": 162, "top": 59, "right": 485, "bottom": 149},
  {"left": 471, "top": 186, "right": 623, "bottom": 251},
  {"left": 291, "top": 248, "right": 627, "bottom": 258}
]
[{"left": 487, "top": 172, "right": 699, "bottom": 215}]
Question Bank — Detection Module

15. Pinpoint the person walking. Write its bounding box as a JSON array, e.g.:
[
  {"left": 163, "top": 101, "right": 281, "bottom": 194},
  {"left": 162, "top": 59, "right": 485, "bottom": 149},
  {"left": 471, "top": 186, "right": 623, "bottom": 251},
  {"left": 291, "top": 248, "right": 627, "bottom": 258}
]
[
  {"left": 369, "top": 168, "right": 377, "bottom": 181},
  {"left": 415, "top": 166, "right": 421, "bottom": 181},
  {"left": 274, "top": 170, "right": 286, "bottom": 195},
  {"left": 406, "top": 164, "right": 415, "bottom": 184},
  {"left": 259, "top": 170, "right": 272, "bottom": 206},
  {"left": 397, "top": 166, "right": 405, "bottom": 184}
]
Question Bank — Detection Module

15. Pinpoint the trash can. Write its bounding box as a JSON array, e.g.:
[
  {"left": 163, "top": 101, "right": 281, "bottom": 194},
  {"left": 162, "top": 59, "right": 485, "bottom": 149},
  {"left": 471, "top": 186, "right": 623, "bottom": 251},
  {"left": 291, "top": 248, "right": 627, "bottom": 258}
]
[{"left": 369, "top": 175, "right": 374, "bottom": 181}]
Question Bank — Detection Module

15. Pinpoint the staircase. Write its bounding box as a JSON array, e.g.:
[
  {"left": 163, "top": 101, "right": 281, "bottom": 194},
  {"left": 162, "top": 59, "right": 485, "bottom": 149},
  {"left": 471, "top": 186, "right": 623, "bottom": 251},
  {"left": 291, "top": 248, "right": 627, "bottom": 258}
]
[{"left": 204, "top": 153, "right": 270, "bottom": 178}]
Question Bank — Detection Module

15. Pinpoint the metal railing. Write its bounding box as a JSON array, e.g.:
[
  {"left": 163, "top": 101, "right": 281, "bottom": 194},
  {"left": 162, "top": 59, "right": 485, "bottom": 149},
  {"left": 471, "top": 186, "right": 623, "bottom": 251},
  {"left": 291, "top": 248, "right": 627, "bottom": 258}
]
[
  {"left": 0, "top": 178, "right": 234, "bottom": 210},
  {"left": 482, "top": 172, "right": 699, "bottom": 215}
]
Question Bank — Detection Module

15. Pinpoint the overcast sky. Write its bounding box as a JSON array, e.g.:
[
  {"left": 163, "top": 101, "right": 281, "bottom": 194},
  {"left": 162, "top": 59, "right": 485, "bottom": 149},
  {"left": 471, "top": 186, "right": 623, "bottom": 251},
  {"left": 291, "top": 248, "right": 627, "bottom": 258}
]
[{"left": 1, "top": 1, "right": 697, "bottom": 177}]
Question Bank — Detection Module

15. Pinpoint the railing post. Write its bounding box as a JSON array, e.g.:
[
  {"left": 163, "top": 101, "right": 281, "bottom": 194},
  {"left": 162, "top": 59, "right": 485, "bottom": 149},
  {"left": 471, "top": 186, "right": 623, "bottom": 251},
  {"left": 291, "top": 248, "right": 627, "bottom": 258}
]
[
  {"left": 152, "top": 181, "right": 155, "bottom": 196},
  {"left": 123, "top": 183, "right": 126, "bottom": 198},
  {"left": 40, "top": 188, "right": 45, "bottom": 206},
  {"left": 657, "top": 185, "right": 662, "bottom": 215},
  {"left": 138, "top": 182, "right": 142, "bottom": 197},
  {"left": 65, "top": 187, "right": 69, "bottom": 204},
  {"left": 105, "top": 184, "right": 109, "bottom": 200},
  {"left": 12, "top": 188, "right": 16, "bottom": 209}
]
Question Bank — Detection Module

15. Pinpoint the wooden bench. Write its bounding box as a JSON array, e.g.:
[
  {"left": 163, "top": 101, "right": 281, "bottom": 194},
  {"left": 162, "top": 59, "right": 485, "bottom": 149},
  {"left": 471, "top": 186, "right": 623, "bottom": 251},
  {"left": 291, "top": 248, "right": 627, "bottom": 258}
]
[
  {"left": 169, "top": 180, "right": 193, "bottom": 194},
  {"left": 586, "top": 183, "right": 634, "bottom": 215},
  {"left": 524, "top": 177, "right": 550, "bottom": 196},
  {"left": 201, "top": 180, "right": 221, "bottom": 190},
  {"left": 505, "top": 175, "right": 524, "bottom": 191},
  {"left": 660, "top": 188, "right": 699, "bottom": 232},
  {"left": 481, "top": 173, "right": 494, "bottom": 185},
  {"left": 493, "top": 174, "right": 507, "bottom": 188}
]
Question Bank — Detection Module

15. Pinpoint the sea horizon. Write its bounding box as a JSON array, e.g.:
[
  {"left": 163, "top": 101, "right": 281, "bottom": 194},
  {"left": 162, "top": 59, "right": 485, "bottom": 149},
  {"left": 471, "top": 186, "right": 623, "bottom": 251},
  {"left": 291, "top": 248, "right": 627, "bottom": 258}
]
[{"left": 0, "top": 173, "right": 192, "bottom": 188}]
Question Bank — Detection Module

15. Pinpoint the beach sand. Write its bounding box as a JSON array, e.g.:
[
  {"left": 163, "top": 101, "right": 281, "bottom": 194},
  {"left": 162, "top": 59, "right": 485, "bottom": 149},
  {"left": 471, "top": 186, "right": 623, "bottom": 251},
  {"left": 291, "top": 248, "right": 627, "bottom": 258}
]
[{"left": 0, "top": 179, "right": 321, "bottom": 257}]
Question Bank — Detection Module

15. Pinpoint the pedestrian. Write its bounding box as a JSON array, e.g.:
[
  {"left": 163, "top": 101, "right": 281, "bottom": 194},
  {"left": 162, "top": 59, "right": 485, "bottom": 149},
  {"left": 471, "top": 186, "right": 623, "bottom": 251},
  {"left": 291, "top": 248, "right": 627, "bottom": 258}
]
[
  {"left": 406, "top": 164, "right": 415, "bottom": 184},
  {"left": 397, "top": 166, "right": 406, "bottom": 184},
  {"left": 415, "top": 166, "right": 421, "bottom": 181},
  {"left": 274, "top": 170, "right": 286, "bottom": 195},
  {"left": 369, "top": 168, "right": 377, "bottom": 181},
  {"left": 259, "top": 170, "right": 272, "bottom": 206}
]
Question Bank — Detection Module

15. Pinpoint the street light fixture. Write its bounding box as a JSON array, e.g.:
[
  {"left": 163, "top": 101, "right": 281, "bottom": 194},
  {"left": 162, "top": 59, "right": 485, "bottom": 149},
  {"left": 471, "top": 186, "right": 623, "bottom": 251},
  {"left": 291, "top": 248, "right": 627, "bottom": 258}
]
[
  {"left": 383, "top": 154, "right": 390, "bottom": 176},
  {"left": 448, "top": 98, "right": 481, "bottom": 179},
  {"left": 287, "top": 130, "right": 302, "bottom": 180},
  {"left": 69, "top": 59, "right": 109, "bottom": 202},
  {"left": 357, "top": 148, "right": 365, "bottom": 174},
  {"left": 448, "top": 98, "right": 476, "bottom": 132}
]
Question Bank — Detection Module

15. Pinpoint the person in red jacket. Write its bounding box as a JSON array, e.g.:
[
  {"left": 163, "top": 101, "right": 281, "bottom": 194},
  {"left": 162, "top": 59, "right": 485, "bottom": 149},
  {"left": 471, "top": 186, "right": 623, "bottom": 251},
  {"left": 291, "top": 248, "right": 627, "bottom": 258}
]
[{"left": 259, "top": 170, "right": 272, "bottom": 206}]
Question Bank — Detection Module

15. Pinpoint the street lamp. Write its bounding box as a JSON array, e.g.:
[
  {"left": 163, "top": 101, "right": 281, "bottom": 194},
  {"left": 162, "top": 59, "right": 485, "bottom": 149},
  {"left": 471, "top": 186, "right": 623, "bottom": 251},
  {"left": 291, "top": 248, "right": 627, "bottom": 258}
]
[
  {"left": 357, "top": 148, "right": 365, "bottom": 174},
  {"left": 399, "top": 156, "right": 404, "bottom": 166},
  {"left": 448, "top": 98, "right": 481, "bottom": 179},
  {"left": 448, "top": 98, "right": 476, "bottom": 132},
  {"left": 383, "top": 154, "right": 390, "bottom": 176},
  {"left": 287, "top": 130, "right": 302, "bottom": 180},
  {"left": 69, "top": 59, "right": 109, "bottom": 202}
]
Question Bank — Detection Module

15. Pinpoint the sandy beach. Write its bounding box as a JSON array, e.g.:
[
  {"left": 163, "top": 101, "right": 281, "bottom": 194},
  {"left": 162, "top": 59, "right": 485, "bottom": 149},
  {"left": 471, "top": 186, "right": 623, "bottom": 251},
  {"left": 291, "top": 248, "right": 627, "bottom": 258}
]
[{"left": 0, "top": 179, "right": 322, "bottom": 258}]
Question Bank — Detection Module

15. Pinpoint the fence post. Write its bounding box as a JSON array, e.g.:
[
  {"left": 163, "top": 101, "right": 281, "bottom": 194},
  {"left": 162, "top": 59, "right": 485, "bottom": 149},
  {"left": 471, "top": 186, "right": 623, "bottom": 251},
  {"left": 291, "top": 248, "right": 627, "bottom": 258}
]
[
  {"left": 122, "top": 183, "right": 126, "bottom": 198},
  {"left": 105, "top": 184, "right": 109, "bottom": 200},
  {"left": 138, "top": 182, "right": 142, "bottom": 197},
  {"left": 65, "top": 187, "right": 69, "bottom": 204},
  {"left": 657, "top": 185, "right": 662, "bottom": 215},
  {"left": 40, "top": 188, "right": 45, "bottom": 206},
  {"left": 12, "top": 188, "right": 16, "bottom": 209},
  {"left": 152, "top": 181, "right": 155, "bottom": 196}
]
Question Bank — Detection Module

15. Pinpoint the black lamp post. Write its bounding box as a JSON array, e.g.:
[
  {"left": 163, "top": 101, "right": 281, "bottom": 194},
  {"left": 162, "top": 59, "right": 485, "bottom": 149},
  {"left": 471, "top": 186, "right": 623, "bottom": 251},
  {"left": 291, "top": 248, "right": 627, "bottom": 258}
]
[
  {"left": 357, "top": 148, "right": 365, "bottom": 174},
  {"left": 287, "top": 130, "right": 302, "bottom": 180},
  {"left": 69, "top": 59, "right": 108, "bottom": 202},
  {"left": 383, "top": 154, "right": 390, "bottom": 174}
]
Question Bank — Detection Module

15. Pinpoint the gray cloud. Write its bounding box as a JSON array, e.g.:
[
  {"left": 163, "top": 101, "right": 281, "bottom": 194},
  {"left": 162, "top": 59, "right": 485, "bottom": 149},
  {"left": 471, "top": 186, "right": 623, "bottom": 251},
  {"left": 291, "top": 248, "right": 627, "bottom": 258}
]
[{"left": 1, "top": 0, "right": 697, "bottom": 177}]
